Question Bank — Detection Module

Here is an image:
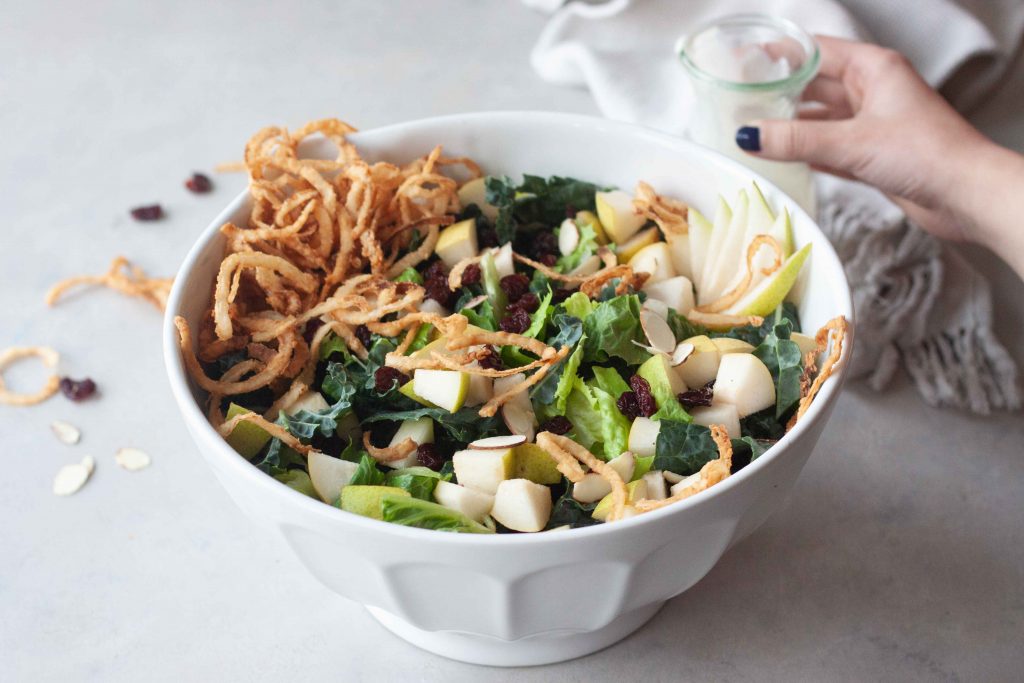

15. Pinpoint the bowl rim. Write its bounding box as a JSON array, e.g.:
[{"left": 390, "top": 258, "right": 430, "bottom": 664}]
[{"left": 163, "top": 110, "right": 854, "bottom": 545}]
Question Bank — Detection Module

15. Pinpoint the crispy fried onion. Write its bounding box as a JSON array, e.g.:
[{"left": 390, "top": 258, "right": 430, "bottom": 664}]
[
  {"left": 176, "top": 316, "right": 298, "bottom": 396},
  {"left": 787, "top": 316, "right": 849, "bottom": 430},
  {"left": 206, "top": 359, "right": 265, "bottom": 424},
  {"left": 363, "top": 431, "right": 418, "bottom": 463},
  {"left": 632, "top": 181, "right": 688, "bottom": 236},
  {"left": 448, "top": 254, "right": 484, "bottom": 290},
  {"left": 579, "top": 265, "right": 650, "bottom": 299},
  {"left": 537, "top": 432, "right": 629, "bottom": 521},
  {"left": 635, "top": 425, "right": 733, "bottom": 513},
  {"left": 0, "top": 346, "right": 60, "bottom": 406},
  {"left": 696, "top": 235, "right": 784, "bottom": 314},
  {"left": 218, "top": 411, "right": 313, "bottom": 455},
  {"left": 47, "top": 256, "right": 173, "bottom": 311}
]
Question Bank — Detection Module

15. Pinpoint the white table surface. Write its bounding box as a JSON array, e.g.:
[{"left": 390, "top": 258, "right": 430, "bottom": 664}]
[{"left": 2, "top": 1, "right": 1022, "bottom": 681}]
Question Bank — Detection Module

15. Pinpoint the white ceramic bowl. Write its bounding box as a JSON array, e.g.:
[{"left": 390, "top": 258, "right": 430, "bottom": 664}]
[{"left": 163, "top": 112, "right": 854, "bottom": 667}]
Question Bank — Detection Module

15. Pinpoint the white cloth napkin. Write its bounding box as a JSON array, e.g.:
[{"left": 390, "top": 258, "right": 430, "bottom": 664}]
[{"left": 529, "top": 0, "right": 1023, "bottom": 413}]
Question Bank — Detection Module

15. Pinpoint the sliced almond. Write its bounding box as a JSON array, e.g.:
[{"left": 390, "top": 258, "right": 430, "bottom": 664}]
[
  {"left": 630, "top": 339, "right": 666, "bottom": 356},
  {"left": 558, "top": 218, "right": 580, "bottom": 256},
  {"left": 53, "top": 457, "right": 93, "bottom": 496},
  {"left": 670, "top": 342, "right": 695, "bottom": 367},
  {"left": 641, "top": 299, "right": 669, "bottom": 320},
  {"left": 460, "top": 294, "right": 489, "bottom": 310},
  {"left": 501, "top": 401, "right": 536, "bottom": 442},
  {"left": 638, "top": 309, "right": 676, "bottom": 354},
  {"left": 51, "top": 420, "right": 81, "bottom": 445},
  {"left": 115, "top": 447, "right": 151, "bottom": 472},
  {"left": 470, "top": 434, "right": 527, "bottom": 450}
]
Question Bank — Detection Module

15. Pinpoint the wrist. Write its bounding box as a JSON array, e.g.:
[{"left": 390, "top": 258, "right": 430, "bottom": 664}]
[{"left": 949, "top": 140, "right": 1024, "bottom": 261}]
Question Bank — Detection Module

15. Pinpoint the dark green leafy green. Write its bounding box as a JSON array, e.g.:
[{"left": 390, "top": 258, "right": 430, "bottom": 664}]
[
  {"left": 513, "top": 175, "right": 604, "bottom": 227},
  {"left": 531, "top": 314, "right": 584, "bottom": 409},
  {"left": 582, "top": 295, "right": 650, "bottom": 366},
  {"left": 317, "top": 332, "right": 352, "bottom": 362},
  {"left": 653, "top": 422, "right": 720, "bottom": 476},
  {"left": 714, "top": 302, "right": 802, "bottom": 346},
  {"left": 753, "top": 317, "right": 804, "bottom": 418},
  {"left": 665, "top": 310, "right": 708, "bottom": 341},
  {"left": 380, "top": 495, "right": 494, "bottom": 533},
  {"left": 546, "top": 490, "right": 599, "bottom": 529},
  {"left": 740, "top": 409, "right": 786, "bottom": 440},
  {"left": 339, "top": 437, "right": 367, "bottom": 463},
  {"left": 730, "top": 436, "right": 772, "bottom": 473},
  {"left": 362, "top": 407, "right": 503, "bottom": 443},
  {"left": 283, "top": 388, "right": 356, "bottom": 440},
  {"left": 484, "top": 176, "right": 517, "bottom": 244}
]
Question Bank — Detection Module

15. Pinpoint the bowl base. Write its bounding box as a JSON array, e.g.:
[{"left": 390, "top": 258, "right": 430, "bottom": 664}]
[{"left": 366, "top": 601, "right": 664, "bottom": 667}]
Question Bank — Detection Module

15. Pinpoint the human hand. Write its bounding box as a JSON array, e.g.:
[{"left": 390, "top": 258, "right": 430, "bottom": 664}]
[{"left": 734, "top": 36, "right": 1011, "bottom": 247}]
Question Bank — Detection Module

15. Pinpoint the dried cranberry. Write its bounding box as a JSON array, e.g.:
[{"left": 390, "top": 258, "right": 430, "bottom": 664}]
[
  {"left": 130, "top": 204, "right": 163, "bottom": 221},
  {"left": 539, "top": 253, "right": 558, "bottom": 267},
  {"left": 478, "top": 226, "right": 499, "bottom": 249},
  {"left": 678, "top": 381, "right": 715, "bottom": 409},
  {"left": 499, "top": 273, "right": 530, "bottom": 302},
  {"left": 59, "top": 377, "right": 97, "bottom": 401},
  {"left": 477, "top": 346, "right": 504, "bottom": 370},
  {"left": 424, "top": 278, "right": 454, "bottom": 308},
  {"left": 629, "top": 375, "right": 657, "bottom": 417},
  {"left": 565, "top": 204, "right": 577, "bottom": 219},
  {"left": 539, "top": 416, "right": 572, "bottom": 435},
  {"left": 531, "top": 231, "right": 559, "bottom": 260},
  {"left": 616, "top": 391, "right": 640, "bottom": 420},
  {"left": 374, "top": 367, "right": 407, "bottom": 394},
  {"left": 514, "top": 292, "right": 540, "bottom": 314},
  {"left": 461, "top": 263, "right": 481, "bottom": 285},
  {"left": 185, "top": 172, "right": 212, "bottom": 193},
  {"left": 416, "top": 443, "right": 444, "bottom": 471},
  {"left": 500, "top": 308, "right": 531, "bottom": 334},
  {"left": 422, "top": 259, "right": 447, "bottom": 281},
  {"left": 552, "top": 288, "right": 573, "bottom": 304},
  {"left": 355, "top": 324, "right": 372, "bottom": 348},
  {"left": 303, "top": 318, "right": 325, "bottom": 344}
]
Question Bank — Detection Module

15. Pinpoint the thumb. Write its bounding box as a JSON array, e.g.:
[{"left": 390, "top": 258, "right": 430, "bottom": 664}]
[{"left": 736, "top": 119, "right": 856, "bottom": 171}]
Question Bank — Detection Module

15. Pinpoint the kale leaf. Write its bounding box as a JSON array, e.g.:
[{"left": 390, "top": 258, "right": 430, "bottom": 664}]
[
  {"left": 362, "top": 407, "right": 504, "bottom": 443},
  {"left": 546, "top": 490, "right": 599, "bottom": 529},
  {"left": 752, "top": 317, "right": 804, "bottom": 418},
  {"left": 652, "top": 422, "right": 721, "bottom": 476}
]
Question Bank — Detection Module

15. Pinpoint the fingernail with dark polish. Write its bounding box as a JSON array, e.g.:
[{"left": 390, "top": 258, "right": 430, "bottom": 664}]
[{"left": 736, "top": 126, "right": 761, "bottom": 152}]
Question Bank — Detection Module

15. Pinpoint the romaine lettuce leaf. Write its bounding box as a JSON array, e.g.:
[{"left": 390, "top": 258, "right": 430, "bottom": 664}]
[
  {"left": 524, "top": 288, "right": 554, "bottom": 339},
  {"left": 556, "top": 223, "right": 597, "bottom": 272},
  {"left": 480, "top": 250, "right": 508, "bottom": 319},
  {"left": 565, "top": 377, "right": 630, "bottom": 461},
  {"left": 582, "top": 295, "right": 650, "bottom": 366},
  {"left": 562, "top": 292, "right": 593, "bottom": 320},
  {"left": 590, "top": 366, "right": 630, "bottom": 397},
  {"left": 350, "top": 454, "right": 387, "bottom": 486},
  {"left": 386, "top": 469, "right": 443, "bottom": 500},
  {"left": 380, "top": 495, "right": 494, "bottom": 533}
]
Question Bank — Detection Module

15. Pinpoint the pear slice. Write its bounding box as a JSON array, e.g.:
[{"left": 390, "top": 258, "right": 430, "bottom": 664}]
[
  {"left": 615, "top": 226, "right": 660, "bottom": 262},
  {"left": 664, "top": 230, "right": 692, "bottom": 281},
  {"left": 513, "top": 443, "right": 562, "bottom": 484},
  {"left": 637, "top": 352, "right": 687, "bottom": 401},
  {"left": 711, "top": 338, "right": 754, "bottom": 355},
  {"left": 385, "top": 416, "right": 435, "bottom": 469},
  {"left": 435, "top": 218, "right": 478, "bottom": 268},
  {"left": 596, "top": 189, "right": 645, "bottom": 244},
  {"left": 724, "top": 243, "right": 812, "bottom": 316},
  {"left": 224, "top": 403, "right": 272, "bottom": 459},
  {"left": 689, "top": 403, "right": 741, "bottom": 439},
  {"left": 701, "top": 190, "right": 749, "bottom": 304},
  {"left": 628, "top": 417, "right": 661, "bottom": 457},
  {"left": 492, "top": 242, "right": 515, "bottom": 279},
  {"left": 642, "top": 275, "right": 695, "bottom": 315},
  {"left": 457, "top": 177, "right": 498, "bottom": 221},
  {"left": 607, "top": 451, "right": 636, "bottom": 482},
  {"left": 567, "top": 253, "right": 602, "bottom": 279},
  {"left": 399, "top": 379, "right": 436, "bottom": 408},
  {"left": 340, "top": 485, "right": 410, "bottom": 520},
  {"left": 308, "top": 451, "right": 359, "bottom": 503},
  {"left": 699, "top": 196, "right": 733, "bottom": 297},
  {"left": 413, "top": 369, "right": 468, "bottom": 413},
  {"left": 713, "top": 354, "right": 775, "bottom": 418},
  {"left": 572, "top": 472, "right": 612, "bottom": 503},
  {"left": 593, "top": 479, "right": 648, "bottom": 522},
  {"left": 686, "top": 207, "right": 713, "bottom": 291},
  {"left": 629, "top": 242, "right": 676, "bottom": 284},
  {"left": 491, "top": 479, "right": 553, "bottom": 532},
  {"left": 792, "top": 332, "right": 817, "bottom": 355},
  {"left": 642, "top": 471, "right": 668, "bottom": 501}
]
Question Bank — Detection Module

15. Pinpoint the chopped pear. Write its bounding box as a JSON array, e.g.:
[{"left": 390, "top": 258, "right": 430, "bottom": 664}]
[
  {"left": 435, "top": 218, "right": 479, "bottom": 269},
  {"left": 463, "top": 369, "right": 494, "bottom": 408},
  {"left": 771, "top": 208, "right": 795, "bottom": 257},
  {"left": 596, "top": 189, "right": 645, "bottom": 244},
  {"left": 492, "top": 242, "right": 515, "bottom": 278},
  {"left": 686, "top": 207, "right": 713, "bottom": 291},
  {"left": 308, "top": 451, "right": 359, "bottom": 503},
  {"left": 340, "top": 485, "right": 410, "bottom": 520},
  {"left": 419, "top": 299, "right": 450, "bottom": 317},
  {"left": 669, "top": 473, "right": 702, "bottom": 497},
  {"left": 627, "top": 417, "right": 661, "bottom": 457},
  {"left": 413, "top": 369, "right": 469, "bottom": 413},
  {"left": 792, "top": 332, "right": 817, "bottom": 355},
  {"left": 711, "top": 338, "right": 755, "bottom": 355},
  {"left": 593, "top": 479, "right": 648, "bottom": 522},
  {"left": 491, "top": 479, "right": 553, "bottom": 532},
  {"left": 608, "top": 451, "right": 636, "bottom": 482},
  {"left": 282, "top": 390, "right": 329, "bottom": 416},
  {"left": 575, "top": 209, "right": 609, "bottom": 244},
  {"left": 615, "top": 226, "right": 660, "bottom": 262},
  {"left": 689, "top": 403, "right": 741, "bottom": 439},
  {"left": 386, "top": 417, "right": 435, "bottom": 469},
  {"left": 432, "top": 480, "right": 495, "bottom": 523},
  {"left": 642, "top": 471, "right": 668, "bottom": 501},
  {"left": 713, "top": 353, "right": 776, "bottom": 418},
  {"left": 746, "top": 182, "right": 776, "bottom": 238},
  {"left": 725, "top": 243, "right": 811, "bottom": 316},
  {"left": 675, "top": 335, "right": 720, "bottom": 388},
  {"left": 628, "top": 242, "right": 676, "bottom": 284},
  {"left": 572, "top": 472, "right": 612, "bottom": 503},
  {"left": 399, "top": 379, "right": 436, "bottom": 408},
  {"left": 224, "top": 403, "right": 272, "bottom": 459},
  {"left": 642, "top": 275, "right": 695, "bottom": 315},
  {"left": 457, "top": 177, "right": 498, "bottom": 221},
  {"left": 637, "top": 353, "right": 688, "bottom": 403},
  {"left": 567, "top": 253, "right": 601, "bottom": 278},
  {"left": 452, "top": 448, "right": 514, "bottom": 494},
  {"left": 513, "top": 443, "right": 562, "bottom": 485}
]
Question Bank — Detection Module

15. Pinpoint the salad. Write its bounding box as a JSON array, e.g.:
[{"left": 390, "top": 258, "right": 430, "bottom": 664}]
[{"left": 175, "top": 119, "right": 846, "bottom": 534}]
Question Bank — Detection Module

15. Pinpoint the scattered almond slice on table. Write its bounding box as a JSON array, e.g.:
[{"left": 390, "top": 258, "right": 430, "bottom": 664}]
[
  {"left": 53, "top": 455, "right": 95, "bottom": 496},
  {"left": 115, "top": 447, "right": 151, "bottom": 472},
  {"left": 50, "top": 420, "right": 81, "bottom": 445}
]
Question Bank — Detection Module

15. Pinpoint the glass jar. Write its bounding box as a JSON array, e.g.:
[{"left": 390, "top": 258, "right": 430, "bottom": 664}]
[{"left": 679, "top": 14, "right": 820, "bottom": 214}]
